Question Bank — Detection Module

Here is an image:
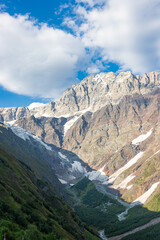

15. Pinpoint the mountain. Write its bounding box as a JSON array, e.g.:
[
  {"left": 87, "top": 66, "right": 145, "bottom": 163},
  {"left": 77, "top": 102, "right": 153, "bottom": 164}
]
[
  {"left": 1, "top": 71, "right": 160, "bottom": 121},
  {"left": 1, "top": 71, "right": 160, "bottom": 239}
]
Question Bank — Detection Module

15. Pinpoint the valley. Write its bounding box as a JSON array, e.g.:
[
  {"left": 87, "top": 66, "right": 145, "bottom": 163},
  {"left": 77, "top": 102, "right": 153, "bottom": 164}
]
[{"left": 1, "top": 71, "right": 160, "bottom": 239}]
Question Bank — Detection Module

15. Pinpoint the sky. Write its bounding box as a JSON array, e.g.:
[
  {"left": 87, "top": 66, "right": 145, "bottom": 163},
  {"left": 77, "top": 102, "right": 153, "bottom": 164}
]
[{"left": 0, "top": 0, "right": 160, "bottom": 107}]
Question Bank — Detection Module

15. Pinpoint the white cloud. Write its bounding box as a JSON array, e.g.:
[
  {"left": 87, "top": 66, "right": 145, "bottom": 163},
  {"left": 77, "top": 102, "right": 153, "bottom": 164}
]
[
  {"left": 0, "top": 13, "right": 87, "bottom": 98},
  {"left": 1, "top": 1, "right": 160, "bottom": 99},
  {"left": 72, "top": 0, "right": 160, "bottom": 74},
  {"left": 87, "top": 65, "right": 100, "bottom": 74}
]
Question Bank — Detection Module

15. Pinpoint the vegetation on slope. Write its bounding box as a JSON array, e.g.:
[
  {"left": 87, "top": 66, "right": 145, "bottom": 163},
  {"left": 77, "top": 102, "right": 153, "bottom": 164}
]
[
  {"left": 122, "top": 222, "right": 160, "bottom": 240},
  {"left": 0, "top": 124, "right": 63, "bottom": 195},
  {"left": 70, "top": 177, "right": 160, "bottom": 238},
  {"left": 0, "top": 148, "right": 100, "bottom": 240},
  {"left": 70, "top": 178, "right": 125, "bottom": 232}
]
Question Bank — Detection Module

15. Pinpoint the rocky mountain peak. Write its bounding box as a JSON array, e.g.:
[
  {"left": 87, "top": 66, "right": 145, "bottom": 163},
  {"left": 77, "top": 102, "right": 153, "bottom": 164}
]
[{"left": 0, "top": 71, "right": 160, "bottom": 122}]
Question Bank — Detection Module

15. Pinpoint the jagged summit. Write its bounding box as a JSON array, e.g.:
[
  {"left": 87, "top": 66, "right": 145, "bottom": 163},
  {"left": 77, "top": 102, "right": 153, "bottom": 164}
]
[{"left": 0, "top": 71, "right": 160, "bottom": 121}]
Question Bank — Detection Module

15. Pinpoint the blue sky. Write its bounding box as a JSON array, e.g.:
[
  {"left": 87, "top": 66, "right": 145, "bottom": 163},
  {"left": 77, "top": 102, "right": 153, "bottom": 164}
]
[
  {"left": 0, "top": 0, "right": 73, "bottom": 107},
  {"left": 0, "top": 0, "right": 160, "bottom": 107}
]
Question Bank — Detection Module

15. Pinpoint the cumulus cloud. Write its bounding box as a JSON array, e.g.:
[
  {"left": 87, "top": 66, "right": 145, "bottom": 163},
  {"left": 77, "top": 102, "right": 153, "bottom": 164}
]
[
  {"left": 0, "top": 13, "right": 87, "bottom": 98},
  {"left": 1, "top": 1, "right": 160, "bottom": 100},
  {"left": 72, "top": 0, "right": 160, "bottom": 74}
]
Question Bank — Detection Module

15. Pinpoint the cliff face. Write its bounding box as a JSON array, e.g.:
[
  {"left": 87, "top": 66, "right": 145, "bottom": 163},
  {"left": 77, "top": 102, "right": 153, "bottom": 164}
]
[{"left": 1, "top": 71, "right": 160, "bottom": 121}]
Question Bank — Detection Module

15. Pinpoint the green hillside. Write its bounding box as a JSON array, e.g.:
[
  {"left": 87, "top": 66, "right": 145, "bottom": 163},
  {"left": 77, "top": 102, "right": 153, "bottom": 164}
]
[
  {"left": 0, "top": 123, "right": 64, "bottom": 196},
  {"left": 70, "top": 177, "right": 125, "bottom": 232},
  {"left": 70, "top": 177, "right": 160, "bottom": 238},
  {"left": 0, "top": 147, "right": 100, "bottom": 240}
]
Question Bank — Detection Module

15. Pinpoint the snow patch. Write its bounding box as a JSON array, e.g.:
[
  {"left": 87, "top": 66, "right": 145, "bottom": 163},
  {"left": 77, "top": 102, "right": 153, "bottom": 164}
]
[
  {"left": 98, "top": 165, "right": 106, "bottom": 176},
  {"left": 109, "top": 152, "right": 144, "bottom": 183},
  {"left": 41, "top": 113, "right": 52, "bottom": 118},
  {"left": 118, "top": 182, "right": 160, "bottom": 221},
  {"left": 58, "top": 178, "right": 68, "bottom": 184},
  {"left": 6, "top": 120, "right": 16, "bottom": 125},
  {"left": 42, "top": 113, "right": 70, "bottom": 118},
  {"left": 63, "top": 107, "right": 91, "bottom": 135},
  {"left": 132, "top": 129, "right": 152, "bottom": 145},
  {"left": 127, "top": 185, "right": 133, "bottom": 190},
  {"left": 28, "top": 102, "right": 47, "bottom": 110},
  {"left": 72, "top": 161, "right": 87, "bottom": 174},
  {"left": 58, "top": 152, "right": 69, "bottom": 162},
  {"left": 133, "top": 182, "right": 160, "bottom": 204},
  {"left": 113, "top": 174, "right": 135, "bottom": 189},
  {"left": 78, "top": 107, "right": 91, "bottom": 114},
  {"left": 86, "top": 169, "right": 108, "bottom": 184},
  {"left": 33, "top": 135, "right": 52, "bottom": 151},
  {"left": 64, "top": 116, "right": 80, "bottom": 135},
  {"left": 6, "top": 124, "right": 30, "bottom": 141},
  {"left": 71, "top": 161, "right": 108, "bottom": 184}
]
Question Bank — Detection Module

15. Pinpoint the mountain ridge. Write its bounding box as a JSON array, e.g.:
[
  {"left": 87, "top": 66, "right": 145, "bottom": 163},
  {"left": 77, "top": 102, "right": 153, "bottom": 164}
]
[{"left": 0, "top": 71, "right": 160, "bottom": 121}]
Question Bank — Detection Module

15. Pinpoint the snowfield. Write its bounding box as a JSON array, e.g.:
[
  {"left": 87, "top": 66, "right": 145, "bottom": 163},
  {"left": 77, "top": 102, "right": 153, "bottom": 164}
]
[
  {"left": 86, "top": 166, "right": 108, "bottom": 184},
  {"left": 109, "top": 152, "right": 144, "bottom": 183},
  {"left": 72, "top": 161, "right": 87, "bottom": 174},
  {"left": 64, "top": 116, "right": 80, "bottom": 135},
  {"left": 70, "top": 161, "right": 108, "bottom": 184},
  {"left": 58, "top": 178, "right": 68, "bottom": 184},
  {"left": 133, "top": 182, "right": 160, "bottom": 204},
  {"left": 132, "top": 129, "right": 152, "bottom": 145},
  {"left": 113, "top": 173, "right": 135, "bottom": 189}
]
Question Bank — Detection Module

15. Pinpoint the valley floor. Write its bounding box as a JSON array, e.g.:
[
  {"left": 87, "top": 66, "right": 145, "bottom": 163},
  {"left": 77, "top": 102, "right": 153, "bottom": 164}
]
[{"left": 108, "top": 217, "right": 160, "bottom": 240}]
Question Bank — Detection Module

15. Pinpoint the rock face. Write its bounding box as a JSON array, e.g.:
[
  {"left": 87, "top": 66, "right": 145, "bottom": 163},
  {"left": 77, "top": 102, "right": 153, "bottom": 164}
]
[
  {"left": 1, "top": 71, "right": 160, "bottom": 121},
  {"left": 1, "top": 71, "right": 160, "bottom": 204}
]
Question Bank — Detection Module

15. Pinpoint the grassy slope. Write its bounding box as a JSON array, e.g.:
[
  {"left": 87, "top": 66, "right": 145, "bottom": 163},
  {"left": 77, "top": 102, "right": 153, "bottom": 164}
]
[
  {"left": 70, "top": 178, "right": 125, "bottom": 233},
  {"left": 70, "top": 178, "right": 160, "bottom": 238},
  {"left": 0, "top": 124, "right": 64, "bottom": 195},
  {"left": 0, "top": 147, "right": 100, "bottom": 240}
]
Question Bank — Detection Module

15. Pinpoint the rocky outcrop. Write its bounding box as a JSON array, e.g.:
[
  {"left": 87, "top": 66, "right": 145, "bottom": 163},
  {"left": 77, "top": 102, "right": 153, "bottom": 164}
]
[{"left": 63, "top": 91, "right": 157, "bottom": 169}]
